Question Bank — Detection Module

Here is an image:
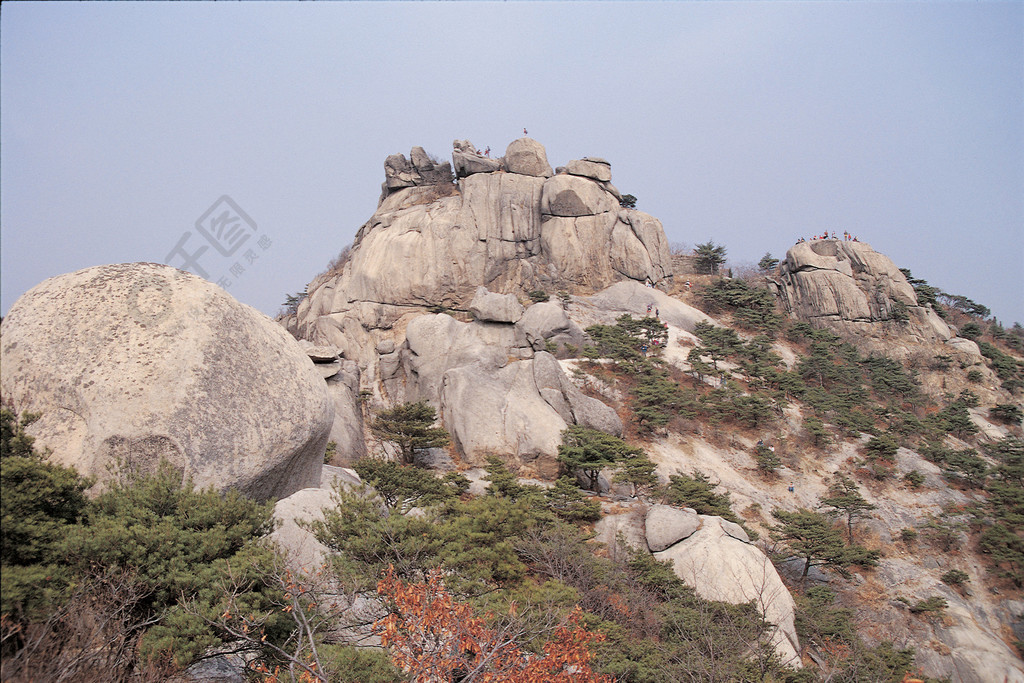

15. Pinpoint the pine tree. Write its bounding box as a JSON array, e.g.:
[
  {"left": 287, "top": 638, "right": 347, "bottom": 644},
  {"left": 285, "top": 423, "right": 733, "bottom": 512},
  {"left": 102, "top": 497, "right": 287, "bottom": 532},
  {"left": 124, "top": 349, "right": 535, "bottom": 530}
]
[
  {"left": 819, "top": 473, "right": 876, "bottom": 543},
  {"left": 370, "top": 402, "right": 450, "bottom": 465}
]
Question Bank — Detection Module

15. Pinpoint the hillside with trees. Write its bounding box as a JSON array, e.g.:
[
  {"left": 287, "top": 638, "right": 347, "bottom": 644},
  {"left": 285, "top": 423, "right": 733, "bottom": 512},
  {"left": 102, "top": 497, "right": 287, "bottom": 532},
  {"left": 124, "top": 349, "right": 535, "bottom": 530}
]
[{"left": 2, "top": 137, "right": 1022, "bottom": 682}]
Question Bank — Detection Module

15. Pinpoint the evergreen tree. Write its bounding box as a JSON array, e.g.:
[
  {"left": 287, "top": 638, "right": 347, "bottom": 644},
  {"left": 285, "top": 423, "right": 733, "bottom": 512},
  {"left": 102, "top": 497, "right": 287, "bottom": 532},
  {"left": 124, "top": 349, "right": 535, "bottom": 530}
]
[
  {"left": 693, "top": 240, "right": 727, "bottom": 275},
  {"left": 819, "top": 473, "right": 876, "bottom": 543},
  {"left": 557, "top": 426, "right": 641, "bottom": 492},
  {"left": 758, "top": 252, "right": 779, "bottom": 272},
  {"left": 771, "top": 508, "right": 878, "bottom": 582},
  {"left": 370, "top": 401, "right": 450, "bottom": 465}
]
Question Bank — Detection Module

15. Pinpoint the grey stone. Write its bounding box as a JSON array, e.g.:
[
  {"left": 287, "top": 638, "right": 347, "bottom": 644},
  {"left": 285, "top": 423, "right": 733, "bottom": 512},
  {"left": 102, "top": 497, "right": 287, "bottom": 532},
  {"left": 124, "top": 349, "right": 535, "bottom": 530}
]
[
  {"left": 325, "top": 360, "right": 365, "bottom": 464},
  {"left": 469, "top": 286, "right": 525, "bottom": 323},
  {"left": 775, "top": 240, "right": 951, "bottom": 341},
  {"left": 655, "top": 516, "right": 800, "bottom": 667},
  {"left": 502, "top": 137, "right": 553, "bottom": 177},
  {"left": 0, "top": 263, "right": 333, "bottom": 500},
  {"left": 540, "top": 174, "right": 618, "bottom": 217},
  {"left": 645, "top": 504, "right": 701, "bottom": 551},
  {"left": 452, "top": 139, "right": 502, "bottom": 177},
  {"left": 517, "top": 301, "right": 588, "bottom": 351},
  {"left": 566, "top": 158, "right": 612, "bottom": 182}
]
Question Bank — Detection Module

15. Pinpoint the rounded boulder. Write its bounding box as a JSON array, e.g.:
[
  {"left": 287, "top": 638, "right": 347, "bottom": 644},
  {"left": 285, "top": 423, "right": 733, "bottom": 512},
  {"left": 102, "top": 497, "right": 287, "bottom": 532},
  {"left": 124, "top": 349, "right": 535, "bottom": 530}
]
[{"left": 0, "top": 263, "right": 333, "bottom": 500}]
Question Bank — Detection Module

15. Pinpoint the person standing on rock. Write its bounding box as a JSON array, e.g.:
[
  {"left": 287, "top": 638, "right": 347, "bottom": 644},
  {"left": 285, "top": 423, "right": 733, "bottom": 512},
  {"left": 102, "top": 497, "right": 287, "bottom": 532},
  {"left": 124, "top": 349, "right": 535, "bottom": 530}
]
[{"left": 523, "top": 128, "right": 528, "bottom": 135}]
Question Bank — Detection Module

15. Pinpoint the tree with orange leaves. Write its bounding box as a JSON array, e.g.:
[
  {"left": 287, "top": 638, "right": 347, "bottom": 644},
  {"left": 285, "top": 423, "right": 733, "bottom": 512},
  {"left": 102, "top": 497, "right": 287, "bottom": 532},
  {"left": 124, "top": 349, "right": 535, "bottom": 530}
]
[{"left": 375, "top": 567, "right": 613, "bottom": 683}]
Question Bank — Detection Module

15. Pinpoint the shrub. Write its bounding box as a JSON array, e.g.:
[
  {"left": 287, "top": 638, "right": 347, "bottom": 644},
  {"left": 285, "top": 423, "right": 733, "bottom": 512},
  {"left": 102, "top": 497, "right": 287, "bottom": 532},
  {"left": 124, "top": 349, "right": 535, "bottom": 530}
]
[
  {"left": 903, "top": 470, "right": 925, "bottom": 488},
  {"left": 754, "top": 444, "right": 781, "bottom": 474},
  {"left": 864, "top": 434, "right": 898, "bottom": 462},
  {"left": 528, "top": 289, "right": 550, "bottom": 303},
  {"left": 660, "top": 471, "right": 739, "bottom": 522},
  {"left": 940, "top": 569, "right": 969, "bottom": 587},
  {"left": 900, "top": 528, "right": 919, "bottom": 544},
  {"left": 991, "top": 403, "right": 1023, "bottom": 426},
  {"left": 557, "top": 426, "right": 642, "bottom": 492},
  {"left": 908, "top": 596, "right": 947, "bottom": 615},
  {"left": 959, "top": 322, "right": 982, "bottom": 340},
  {"left": 967, "top": 369, "right": 984, "bottom": 383},
  {"left": 619, "top": 193, "right": 637, "bottom": 209}
]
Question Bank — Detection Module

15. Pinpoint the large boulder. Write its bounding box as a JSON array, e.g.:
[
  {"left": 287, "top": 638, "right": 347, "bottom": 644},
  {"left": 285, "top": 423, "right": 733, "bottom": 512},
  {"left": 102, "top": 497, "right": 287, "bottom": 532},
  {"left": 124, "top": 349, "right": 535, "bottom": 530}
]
[
  {"left": 541, "top": 174, "right": 618, "bottom": 217},
  {"left": 645, "top": 504, "right": 700, "bottom": 552},
  {"left": 383, "top": 146, "right": 454, "bottom": 195},
  {"left": 565, "top": 157, "right": 612, "bottom": 183},
  {"left": 655, "top": 515, "right": 801, "bottom": 667},
  {"left": 502, "top": 137, "right": 553, "bottom": 177},
  {"left": 325, "top": 359, "right": 366, "bottom": 464},
  {"left": 468, "top": 286, "right": 525, "bottom": 323},
  {"left": 0, "top": 263, "right": 333, "bottom": 500},
  {"left": 518, "top": 301, "right": 588, "bottom": 351},
  {"left": 773, "top": 240, "right": 951, "bottom": 342}
]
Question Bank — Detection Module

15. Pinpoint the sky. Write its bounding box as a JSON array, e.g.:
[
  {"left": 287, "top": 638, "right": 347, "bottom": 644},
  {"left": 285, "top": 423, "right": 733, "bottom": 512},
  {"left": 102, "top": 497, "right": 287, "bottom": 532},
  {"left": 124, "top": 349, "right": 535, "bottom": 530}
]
[{"left": 2, "top": 1, "right": 1022, "bottom": 326}]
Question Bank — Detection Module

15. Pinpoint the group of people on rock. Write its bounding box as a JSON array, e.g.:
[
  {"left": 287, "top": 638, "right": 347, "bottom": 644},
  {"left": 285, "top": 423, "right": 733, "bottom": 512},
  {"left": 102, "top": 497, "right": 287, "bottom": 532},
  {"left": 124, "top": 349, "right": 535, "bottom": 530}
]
[{"left": 795, "top": 231, "right": 860, "bottom": 244}]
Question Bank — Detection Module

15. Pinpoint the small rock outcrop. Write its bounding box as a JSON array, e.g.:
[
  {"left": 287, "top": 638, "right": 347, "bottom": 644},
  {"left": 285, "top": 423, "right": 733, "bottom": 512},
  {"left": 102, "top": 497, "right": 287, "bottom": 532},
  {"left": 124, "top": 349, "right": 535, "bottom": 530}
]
[
  {"left": 653, "top": 514, "right": 800, "bottom": 667},
  {"left": 773, "top": 240, "right": 951, "bottom": 342},
  {"left": 0, "top": 263, "right": 333, "bottom": 500},
  {"left": 452, "top": 140, "right": 502, "bottom": 177},
  {"left": 382, "top": 146, "right": 454, "bottom": 199},
  {"left": 468, "top": 286, "right": 525, "bottom": 323},
  {"left": 501, "top": 137, "right": 553, "bottom": 177}
]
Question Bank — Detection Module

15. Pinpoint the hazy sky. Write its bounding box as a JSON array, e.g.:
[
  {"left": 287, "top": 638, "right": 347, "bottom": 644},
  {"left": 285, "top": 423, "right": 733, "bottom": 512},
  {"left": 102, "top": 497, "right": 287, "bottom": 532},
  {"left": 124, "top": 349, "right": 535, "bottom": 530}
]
[{"left": 3, "top": 2, "right": 1022, "bottom": 325}]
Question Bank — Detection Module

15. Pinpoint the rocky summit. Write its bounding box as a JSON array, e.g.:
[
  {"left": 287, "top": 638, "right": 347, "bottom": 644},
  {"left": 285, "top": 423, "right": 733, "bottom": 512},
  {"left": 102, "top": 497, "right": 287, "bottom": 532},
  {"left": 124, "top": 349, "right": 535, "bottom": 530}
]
[{"left": 289, "top": 138, "right": 671, "bottom": 365}]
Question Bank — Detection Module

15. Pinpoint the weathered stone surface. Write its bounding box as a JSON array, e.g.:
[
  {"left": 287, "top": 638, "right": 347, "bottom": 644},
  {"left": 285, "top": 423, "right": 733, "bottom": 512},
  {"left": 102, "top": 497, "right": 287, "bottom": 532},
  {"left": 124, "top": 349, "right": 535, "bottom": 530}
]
[
  {"left": 574, "top": 281, "right": 713, "bottom": 332},
  {"left": 270, "top": 465, "right": 361, "bottom": 571},
  {"left": 517, "top": 301, "right": 588, "bottom": 351},
  {"left": 294, "top": 143, "right": 673, "bottom": 374},
  {"left": 326, "top": 360, "right": 366, "bottom": 464},
  {"left": 394, "top": 315, "right": 619, "bottom": 477},
  {"left": 532, "top": 351, "right": 622, "bottom": 436},
  {"left": 540, "top": 174, "right": 618, "bottom": 217},
  {"left": 271, "top": 486, "right": 337, "bottom": 571},
  {"left": 383, "top": 147, "right": 453, "bottom": 197},
  {"left": 452, "top": 139, "right": 502, "bottom": 177},
  {"left": 469, "top": 286, "right": 525, "bottom": 323},
  {"left": 1, "top": 263, "right": 333, "bottom": 500},
  {"left": 316, "top": 360, "right": 342, "bottom": 379},
  {"left": 594, "top": 506, "right": 647, "bottom": 551},
  {"left": 645, "top": 504, "right": 700, "bottom": 552},
  {"left": 774, "top": 240, "right": 951, "bottom": 342},
  {"left": 502, "top": 137, "right": 553, "bottom": 177},
  {"left": 298, "top": 341, "right": 341, "bottom": 362},
  {"left": 656, "top": 515, "right": 800, "bottom": 666},
  {"left": 566, "top": 158, "right": 612, "bottom": 182}
]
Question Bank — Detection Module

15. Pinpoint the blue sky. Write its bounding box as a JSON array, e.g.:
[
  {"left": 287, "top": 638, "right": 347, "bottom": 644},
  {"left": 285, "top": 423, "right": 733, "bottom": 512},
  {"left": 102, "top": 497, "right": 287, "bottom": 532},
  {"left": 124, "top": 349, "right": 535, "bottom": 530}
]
[{"left": 2, "top": 2, "right": 1022, "bottom": 325}]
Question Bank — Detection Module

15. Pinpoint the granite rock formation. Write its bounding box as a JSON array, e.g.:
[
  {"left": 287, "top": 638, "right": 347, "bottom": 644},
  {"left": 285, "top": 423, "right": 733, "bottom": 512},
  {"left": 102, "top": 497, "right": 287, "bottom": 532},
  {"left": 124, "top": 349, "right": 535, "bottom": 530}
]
[{"left": 0, "top": 263, "right": 333, "bottom": 500}]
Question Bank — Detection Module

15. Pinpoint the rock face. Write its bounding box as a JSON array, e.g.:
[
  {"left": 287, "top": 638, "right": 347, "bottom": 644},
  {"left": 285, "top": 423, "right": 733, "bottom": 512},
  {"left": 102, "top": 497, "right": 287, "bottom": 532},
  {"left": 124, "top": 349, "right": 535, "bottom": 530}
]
[
  {"left": 293, "top": 138, "right": 672, "bottom": 371},
  {"left": 653, "top": 514, "right": 801, "bottom": 667},
  {"left": 382, "top": 309, "right": 622, "bottom": 477},
  {"left": 468, "top": 286, "right": 525, "bottom": 323},
  {"left": 773, "top": 240, "right": 951, "bottom": 342},
  {"left": 0, "top": 263, "right": 333, "bottom": 500}
]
